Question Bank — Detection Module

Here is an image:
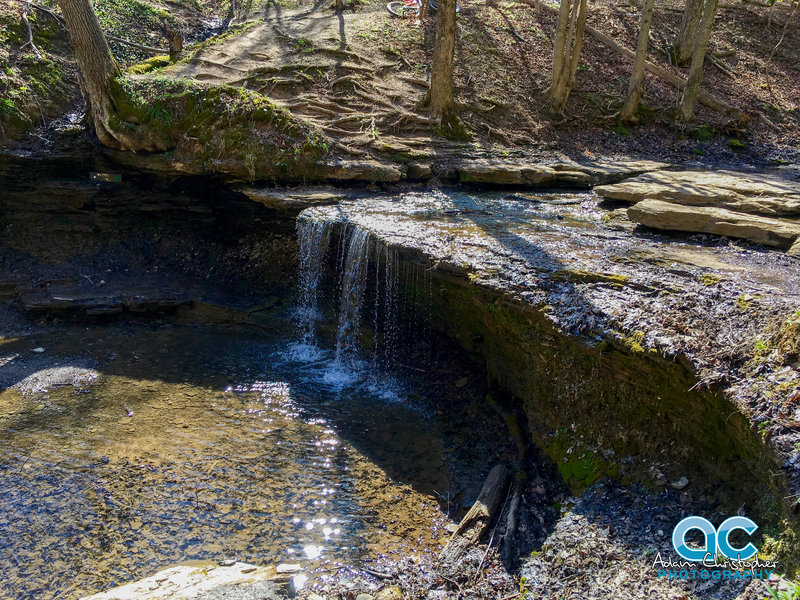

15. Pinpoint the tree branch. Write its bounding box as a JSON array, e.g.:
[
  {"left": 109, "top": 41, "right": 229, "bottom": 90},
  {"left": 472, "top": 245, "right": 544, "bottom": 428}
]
[{"left": 20, "top": 2, "right": 43, "bottom": 58}]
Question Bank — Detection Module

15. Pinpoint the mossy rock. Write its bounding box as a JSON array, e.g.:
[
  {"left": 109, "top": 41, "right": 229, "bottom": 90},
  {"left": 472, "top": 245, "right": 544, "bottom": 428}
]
[
  {"left": 108, "top": 75, "right": 331, "bottom": 179},
  {"left": 128, "top": 55, "right": 172, "bottom": 75}
]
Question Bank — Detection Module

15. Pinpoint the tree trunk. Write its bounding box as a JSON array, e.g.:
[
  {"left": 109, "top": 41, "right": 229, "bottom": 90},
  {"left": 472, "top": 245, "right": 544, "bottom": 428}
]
[
  {"left": 550, "top": 0, "right": 587, "bottom": 112},
  {"left": 427, "top": 0, "right": 457, "bottom": 125},
  {"left": 679, "top": 0, "right": 718, "bottom": 121},
  {"left": 58, "top": 0, "right": 124, "bottom": 147},
  {"left": 519, "top": 0, "right": 740, "bottom": 117},
  {"left": 619, "top": 0, "right": 655, "bottom": 122},
  {"left": 675, "top": 0, "right": 702, "bottom": 65}
]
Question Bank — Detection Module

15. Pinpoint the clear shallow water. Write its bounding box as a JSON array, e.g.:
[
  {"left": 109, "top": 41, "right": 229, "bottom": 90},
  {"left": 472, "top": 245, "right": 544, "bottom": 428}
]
[{"left": 0, "top": 324, "right": 454, "bottom": 600}]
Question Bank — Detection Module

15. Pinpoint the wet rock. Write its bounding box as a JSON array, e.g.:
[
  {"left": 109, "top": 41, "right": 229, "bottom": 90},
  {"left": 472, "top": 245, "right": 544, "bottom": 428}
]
[
  {"left": 240, "top": 188, "right": 349, "bottom": 211},
  {"left": 628, "top": 199, "right": 800, "bottom": 250},
  {"left": 375, "top": 587, "right": 403, "bottom": 600},
  {"left": 670, "top": 476, "right": 689, "bottom": 490},
  {"left": 596, "top": 170, "right": 800, "bottom": 217}
]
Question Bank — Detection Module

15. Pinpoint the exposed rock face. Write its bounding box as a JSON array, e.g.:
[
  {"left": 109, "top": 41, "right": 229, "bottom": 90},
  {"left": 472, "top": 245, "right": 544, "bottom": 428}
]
[
  {"left": 628, "top": 199, "right": 800, "bottom": 250},
  {"left": 595, "top": 170, "right": 800, "bottom": 217}
]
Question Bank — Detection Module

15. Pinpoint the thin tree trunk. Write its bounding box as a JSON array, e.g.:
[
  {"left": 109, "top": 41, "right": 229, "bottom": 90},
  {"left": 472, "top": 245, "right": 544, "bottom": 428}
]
[
  {"left": 550, "top": 0, "right": 587, "bottom": 112},
  {"left": 57, "top": 0, "right": 122, "bottom": 147},
  {"left": 619, "top": 0, "right": 655, "bottom": 122},
  {"left": 563, "top": 0, "right": 586, "bottom": 99},
  {"left": 675, "top": 0, "right": 702, "bottom": 64},
  {"left": 679, "top": 0, "right": 718, "bottom": 121},
  {"left": 519, "top": 0, "right": 739, "bottom": 116},
  {"left": 550, "top": 0, "right": 572, "bottom": 102},
  {"left": 427, "top": 0, "right": 457, "bottom": 124}
]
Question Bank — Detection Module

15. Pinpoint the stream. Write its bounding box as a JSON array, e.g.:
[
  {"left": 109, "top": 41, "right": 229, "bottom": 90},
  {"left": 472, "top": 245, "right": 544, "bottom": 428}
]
[{"left": 0, "top": 170, "right": 515, "bottom": 599}]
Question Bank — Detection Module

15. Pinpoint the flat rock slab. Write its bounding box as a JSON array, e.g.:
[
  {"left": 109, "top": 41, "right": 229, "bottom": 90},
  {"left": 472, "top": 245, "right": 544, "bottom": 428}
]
[
  {"left": 316, "top": 160, "right": 404, "bottom": 182},
  {"left": 595, "top": 170, "right": 800, "bottom": 217},
  {"left": 456, "top": 159, "right": 668, "bottom": 187},
  {"left": 79, "top": 562, "right": 284, "bottom": 600},
  {"left": 628, "top": 199, "right": 800, "bottom": 251},
  {"left": 240, "top": 187, "right": 351, "bottom": 211}
]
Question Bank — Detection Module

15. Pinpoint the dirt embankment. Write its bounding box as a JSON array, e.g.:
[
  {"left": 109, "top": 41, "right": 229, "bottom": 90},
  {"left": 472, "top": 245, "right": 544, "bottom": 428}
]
[{"left": 2, "top": 0, "right": 799, "bottom": 168}]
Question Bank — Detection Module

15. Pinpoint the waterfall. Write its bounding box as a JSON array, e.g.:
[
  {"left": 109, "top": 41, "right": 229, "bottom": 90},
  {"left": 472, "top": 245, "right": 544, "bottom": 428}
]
[
  {"left": 293, "top": 215, "right": 404, "bottom": 377},
  {"left": 295, "top": 217, "right": 334, "bottom": 346},
  {"left": 334, "top": 227, "right": 371, "bottom": 361}
]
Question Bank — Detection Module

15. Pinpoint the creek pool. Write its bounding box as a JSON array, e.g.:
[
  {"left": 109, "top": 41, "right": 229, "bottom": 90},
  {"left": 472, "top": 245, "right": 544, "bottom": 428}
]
[{"left": 0, "top": 323, "right": 482, "bottom": 600}]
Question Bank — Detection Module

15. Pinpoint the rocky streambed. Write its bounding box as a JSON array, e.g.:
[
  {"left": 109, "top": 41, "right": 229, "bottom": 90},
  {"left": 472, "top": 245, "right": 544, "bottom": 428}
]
[
  {"left": 1, "top": 150, "right": 799, "bottom": 600},
  {"left": 298, "top": 184, "right": 800, "bottom": 597}
]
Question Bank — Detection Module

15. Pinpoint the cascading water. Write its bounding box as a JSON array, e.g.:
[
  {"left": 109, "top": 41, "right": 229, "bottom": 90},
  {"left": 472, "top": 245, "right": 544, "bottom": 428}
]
[
  {"left": 295, "top": 217, "right": 334, "bottom": 351},
  {"left": 291, "top": 213, "right": 407, "bottom": 388}
]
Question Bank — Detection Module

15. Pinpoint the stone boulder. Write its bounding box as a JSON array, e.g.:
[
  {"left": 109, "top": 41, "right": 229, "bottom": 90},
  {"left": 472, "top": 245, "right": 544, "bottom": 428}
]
[
  {"left": 596, "top": 170, "right": 800, "bottom": 217},
  {"left": 458, "top": 160, "right": 558, "bottom": 186},
  {"left": 627, "top": 199, "right": 800, "bottom": 250},
  {"left": 456, "top": 158, "right": 669, "bottom": 187},
  {"left": 79, "top": 562, "right": 285, "bottom": 600}
]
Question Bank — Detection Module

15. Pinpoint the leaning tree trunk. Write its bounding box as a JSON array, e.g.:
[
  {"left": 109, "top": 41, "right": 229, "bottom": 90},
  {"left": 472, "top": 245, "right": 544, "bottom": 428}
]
[
  {"left": 675, "top": 0, "right": 703, "bottom": 65},
  {"left": 550, "top": 0, "right": 587, "bottom": 113},
  {"left": 619, "top": 0, "right": 655, "bottom": 122},
  {"left": 679, "top": 0, "right": 718, "bottom": 121},
  {"left": 57, "top": 0, "right": 124, "bottom": 148},
  {"left": 427, "top": 0, "right": 457, "bottom": 125}
]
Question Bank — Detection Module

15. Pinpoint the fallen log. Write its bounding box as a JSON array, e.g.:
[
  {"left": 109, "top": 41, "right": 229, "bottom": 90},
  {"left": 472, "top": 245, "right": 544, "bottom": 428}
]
[
  {"left": 440, "top": 464, "right": 510, "bottom": 567},
  {"left": 518, "top": 0, "right": 743, "bottom": 117},
  {"left": 106, "top": 33, "right": 167, "bottom": 54}
]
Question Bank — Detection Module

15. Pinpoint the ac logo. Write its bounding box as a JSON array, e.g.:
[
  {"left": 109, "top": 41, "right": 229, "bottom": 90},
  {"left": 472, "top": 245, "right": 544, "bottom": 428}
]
[{"left": 672, "top": 516, "right": 759, "bottom": 562}]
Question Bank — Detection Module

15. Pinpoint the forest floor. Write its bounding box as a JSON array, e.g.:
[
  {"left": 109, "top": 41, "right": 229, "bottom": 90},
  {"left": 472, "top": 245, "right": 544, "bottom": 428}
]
[{"left": 1, "top": 0, "right": 800, "bottom": 167}]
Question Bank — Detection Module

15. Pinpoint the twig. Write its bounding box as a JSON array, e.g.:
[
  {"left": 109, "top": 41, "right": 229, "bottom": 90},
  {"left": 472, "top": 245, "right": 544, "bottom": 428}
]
[
  {"left": 20, "top": 2, "right": 42, "bottom": 59},
  {"left": 764, "top": 0, "right": 799, "bottom": 96},
  {"left": 361, "top": 567, "right": 394, "bottom": 579},
  {"left": 29, "top": 2, "right": 67, "bottom": 29}
]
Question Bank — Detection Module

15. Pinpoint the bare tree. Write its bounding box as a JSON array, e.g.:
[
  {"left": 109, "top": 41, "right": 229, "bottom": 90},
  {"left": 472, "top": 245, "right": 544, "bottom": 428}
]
[
  {"left": 57, "top": 0, "right": 125, "bottom": 147},
  {"left": 674, "top": 0, "right": 702, "bottom": 65},
  {"left": 678, "top": 0, "right": 718, "bottom": 121},
  {"left": 550, "top": 0, "right": 587, "bottom": 112},
  {"left": 424, "top": 0, "right": 457, "bottom": 125},
  {"left": 619, "top": 0, "right": 655, "bottom": 122}
]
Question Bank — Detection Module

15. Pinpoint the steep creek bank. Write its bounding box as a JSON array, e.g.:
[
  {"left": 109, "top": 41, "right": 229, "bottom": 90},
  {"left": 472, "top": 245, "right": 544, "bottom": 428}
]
[{"left": 1, "top": 148, "right": 799, "bottom": 600}]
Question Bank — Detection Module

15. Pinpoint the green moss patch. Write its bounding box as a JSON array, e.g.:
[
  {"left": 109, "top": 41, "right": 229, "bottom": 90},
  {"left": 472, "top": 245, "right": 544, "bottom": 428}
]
[{"left": 109, "top": 75, "right": 330, "bottom": 179}]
